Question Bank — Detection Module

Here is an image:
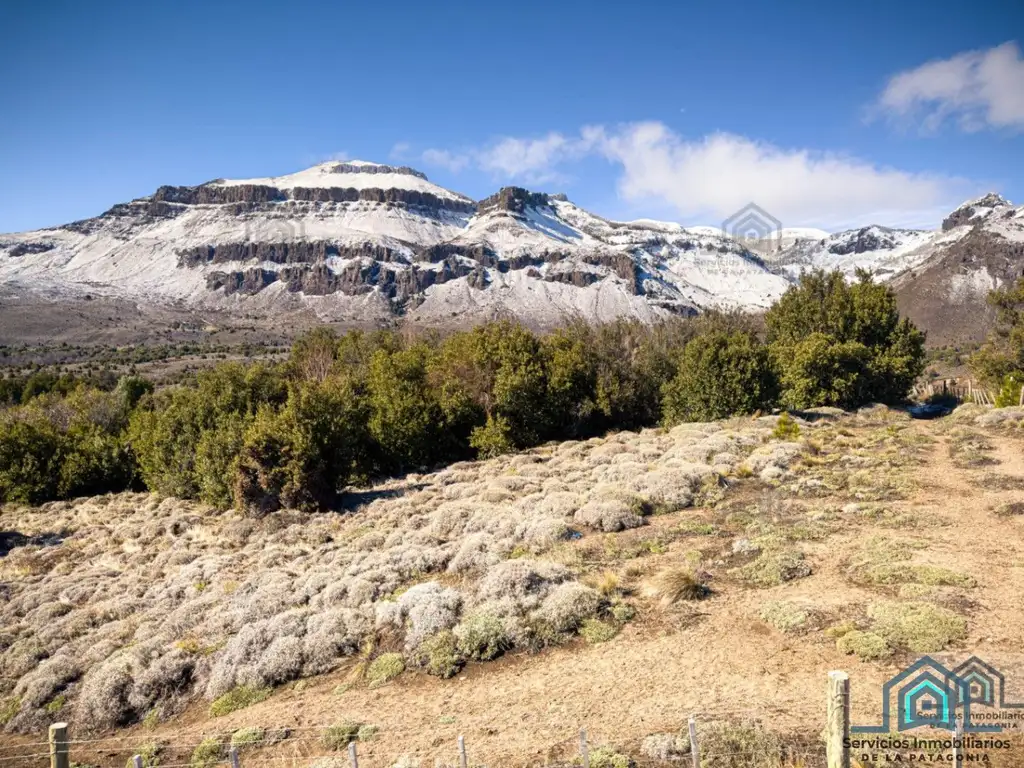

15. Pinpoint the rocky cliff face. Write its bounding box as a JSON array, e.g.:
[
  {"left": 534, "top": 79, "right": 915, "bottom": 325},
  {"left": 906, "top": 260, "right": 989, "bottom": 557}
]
[{"left": 3, "top": 162, "right": 1021, "bottom": 337}]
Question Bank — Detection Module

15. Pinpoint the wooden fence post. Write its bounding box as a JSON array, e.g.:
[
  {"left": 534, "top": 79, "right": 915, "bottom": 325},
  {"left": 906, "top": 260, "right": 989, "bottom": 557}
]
[
  {"left": 230, "top": 747, "right": 241, "bottom": 768},
  {"left": 458, "top": 735, "right": 468, "bottom": 768},
  {"left": 49, "top": 722, "right": 69, "bottom": 768},
  {"left": 132, "top": 756, "right": 143, "bottom": 768},
  {"left": 579, "top": 728, "right": 590, "bottom": 768},
  {"left": 688, "top": 715, "right": 701, "bottom": 768},
  {"left": 348, "top": 741, "right": 359, "bottom": 768},
  {"left": 827, "top": 671, "right": 851, "bottom": 768}
]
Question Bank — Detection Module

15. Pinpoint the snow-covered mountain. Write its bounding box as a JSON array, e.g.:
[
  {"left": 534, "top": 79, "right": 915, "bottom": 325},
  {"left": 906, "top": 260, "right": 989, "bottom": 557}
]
[
  {"left": 0, "top": 161, "right": 789, "bottom": 326},
  {"left": 1, "top": 162, "right": 1021, "bottom": 339}
]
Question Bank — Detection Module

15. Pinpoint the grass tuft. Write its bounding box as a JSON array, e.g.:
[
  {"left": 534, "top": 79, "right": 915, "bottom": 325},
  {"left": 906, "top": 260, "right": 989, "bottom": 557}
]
[
  {"left": 209, "top": 685, "right": 271, "bottom": 717},
  {"left": 736, "top": 549, "right": 811, "bottom": 588},
  {"left": 230, "top": 727, "right": 265, "bottom": 751},
  {"left": 366, "top": 653, "right": 405, "bottom": 687},
  {"left": 836, "top": 630, "right": 892, "bottom": 660},
  {"left": 759, "top": 601, "right": 811, "bottom": 633},
  {"left": 648, "top": 567, "right": 710, "bottom": 605},
  {"left": 867, "top": 601, "right": 967, "bottom": 652},
  {"left": 322, "top": 721, "right": 360, "bottom": 750},
  {"left": 580, "top": 618, "right": 620, "bottom": 644},
  {"left": 190, "top": 738, "right": 222, "bottom": 768}
]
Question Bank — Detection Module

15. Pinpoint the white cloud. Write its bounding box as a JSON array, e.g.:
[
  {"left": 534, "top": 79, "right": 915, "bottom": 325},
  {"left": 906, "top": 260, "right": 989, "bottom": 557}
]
[
  {"left": 588, "top": 124, "right": 964, "bottom": 229},
  {"left": 421, "top": 132, "right": 595, "bottom": 184},
  {"left": 421, "top": 148, "right": 471, "bottom": 173},
  {"left": 389, "top": 142, "right": 412, "bottom": 161},
  {"left": 875, "top": 41, "right": 1024, "bottom": 133},
  {"left": 421, "top": 123, "right": 967, "bottom": 229}
]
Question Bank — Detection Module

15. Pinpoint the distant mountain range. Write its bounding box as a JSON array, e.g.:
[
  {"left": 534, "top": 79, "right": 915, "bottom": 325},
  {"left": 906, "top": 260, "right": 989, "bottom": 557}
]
[{"left": 1, "top": 161, "right": 1021, "bottom": 343}]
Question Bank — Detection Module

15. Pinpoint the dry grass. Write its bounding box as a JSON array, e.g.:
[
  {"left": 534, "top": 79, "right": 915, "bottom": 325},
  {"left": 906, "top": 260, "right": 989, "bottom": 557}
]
[
  {"left": 4, "top": 401, "right": 1021, "bottom": 767},
  {"left": 646, "top": 567, "right": 710, "bottom": 605}
]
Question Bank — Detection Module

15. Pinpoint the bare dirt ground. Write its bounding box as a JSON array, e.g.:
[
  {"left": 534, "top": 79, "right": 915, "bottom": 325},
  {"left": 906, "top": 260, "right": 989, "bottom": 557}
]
[{"left": 2, "top": 406, "right": 1024, "bottom": 767}]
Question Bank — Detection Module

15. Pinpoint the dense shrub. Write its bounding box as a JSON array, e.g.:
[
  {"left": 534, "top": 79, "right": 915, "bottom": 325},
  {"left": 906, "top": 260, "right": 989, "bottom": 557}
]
[
  {"left": 661, "top": 330, "right": 777, "bottom": 423},
  {"left": 1, "top": 284, "right": 926, "bottom": 508},
  {"left": 0, "top": 385, "right": 135, "bottom": 504},
  {"left": 971, "top": 278, "right": 1024, "bottom": 387},
  {"left": 767, "top": 270, "right": 925, "bottom": 409},
  {"left": 233, "top": 377, "right": 369, "bottom": 514}
]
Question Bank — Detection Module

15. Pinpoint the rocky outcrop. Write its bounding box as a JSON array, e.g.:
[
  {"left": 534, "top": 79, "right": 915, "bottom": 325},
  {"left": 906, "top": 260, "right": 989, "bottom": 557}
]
[
  {"left": 7, "top": 242, "right": 55, "bottom": 258},
  {"left": 152, "top": 183, "right": 475, "bottom": 214},
  {"left": 942, "top": 194, "right": 1011, "bottom": 231},
  {"left": 477, "top": 187, "right": 550, "bottom": 215},
  {"left": 327, "top": 163, "right": 429, "bottom": 180},
  {"left": 207, "top": 268, "right": 278, "bottom": 296},
  {"left": 416, "top": 242, "right": 496, "bottom": 264},
  {"left": 584, "top": 252, "right": 642, "bottom": 294},
  {"left": 290, "top": 186, "right": 475, "bottom": 213},
  {"left": 894, "top": 229, "right": 1024, "bottom": 345},
  {"left": 827, "top": 227, "right": 901, "bottom": 255},
  {"left": 205, "top": 255, "right": 489, "bottom": 305},
  {"left": 153, "top": 184, "right": 287, "bottom": 205},
  {"left": 545, "top": 269, "right": 603, "bottom": 288},
  {"left": 177, "top": 241, "right": 404, "bottom": 268}
]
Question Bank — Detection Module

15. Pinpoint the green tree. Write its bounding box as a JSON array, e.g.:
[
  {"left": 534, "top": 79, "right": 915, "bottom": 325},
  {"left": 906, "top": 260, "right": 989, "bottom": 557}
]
[
  {"left": 971, "top": 277, "right": 1024, "bottom": 390},
  {"left": 766, "top": 270, "right": 925, "bottom": 409},
  {"left": 661, "top": 330, "right": 777, "bottom": 424},
  {"left": 233, "top": 376, "right": 370, "bottom": 514},
  {"left": 0, "top": 416, "right": 60, "bottom": 503},
  {"left": 367, "top": 345, "right": 449, "bottom": 470}
]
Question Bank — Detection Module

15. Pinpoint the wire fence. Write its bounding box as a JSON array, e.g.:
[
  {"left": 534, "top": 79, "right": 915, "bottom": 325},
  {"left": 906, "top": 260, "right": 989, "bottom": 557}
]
[{"left": 0, "top": 713, "right": 833, "bottom": 768}]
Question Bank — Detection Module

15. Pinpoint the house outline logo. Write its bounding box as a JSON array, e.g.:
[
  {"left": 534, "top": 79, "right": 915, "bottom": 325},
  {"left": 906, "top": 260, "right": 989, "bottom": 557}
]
[
  {"left": 853, "top": 655, "right": 1023, "bottom": 734},
  {"left": 721, "top": 202, "right": 783, "bottom": 255},
  {"left": 953, "top": 656, "right": 1024, "bottom": 712}
]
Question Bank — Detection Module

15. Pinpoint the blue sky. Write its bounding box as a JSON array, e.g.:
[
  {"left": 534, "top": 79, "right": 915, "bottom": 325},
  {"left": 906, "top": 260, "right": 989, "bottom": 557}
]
[{"left": 1, "top": 0, "right": 1022, "bottom": 233}]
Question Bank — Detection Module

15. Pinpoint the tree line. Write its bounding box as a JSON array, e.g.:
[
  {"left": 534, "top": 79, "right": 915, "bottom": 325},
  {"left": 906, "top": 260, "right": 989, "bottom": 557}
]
[{"left": 0, "top": 270, "right": 926, "bottom": 511}]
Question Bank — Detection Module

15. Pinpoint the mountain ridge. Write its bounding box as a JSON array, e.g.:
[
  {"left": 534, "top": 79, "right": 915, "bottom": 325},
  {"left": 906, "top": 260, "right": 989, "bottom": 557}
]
[{"left": 1, "top": 162, "right": 1021, "bottom": 341}]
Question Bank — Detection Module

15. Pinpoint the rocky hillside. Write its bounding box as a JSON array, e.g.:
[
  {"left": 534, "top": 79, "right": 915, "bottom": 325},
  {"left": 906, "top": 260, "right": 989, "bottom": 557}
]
[{"left": 1, "top": 163, "right": 1022, "bottom": 340}]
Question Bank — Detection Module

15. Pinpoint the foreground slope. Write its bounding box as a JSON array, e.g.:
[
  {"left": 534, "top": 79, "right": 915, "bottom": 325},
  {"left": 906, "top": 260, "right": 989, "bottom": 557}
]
[{"left": 3, "top": 405, "right": 1024, "bottom": 766}]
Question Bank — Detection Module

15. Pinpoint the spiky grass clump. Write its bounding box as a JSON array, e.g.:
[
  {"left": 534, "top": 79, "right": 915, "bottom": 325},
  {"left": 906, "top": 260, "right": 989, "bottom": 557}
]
[
  {"left": 587, "top": 570, "right": 621, "bottom": 597},
  {"left": 867, "top": 601, "right": 967, "bottom": 653},
  {"left": 230, "top": 727, "right": 265, "bottom": 751},
  {"left": 772, "top": 413, "right": 801, "bottom": 441},
  {"left": 648, "top": 567, "right": 709, "bottom": 605},
  {"left": 209, "top": 685, "right": 271, "bottom": 717},
  {"left": 366, "top": 653, "right": 405, "bottom": 687},
  {"left": 357, "top": 724, "right": 379, "bottom": 741},
  {"left": 581, "top": 746, "right": 634, "bottom": 768}
]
